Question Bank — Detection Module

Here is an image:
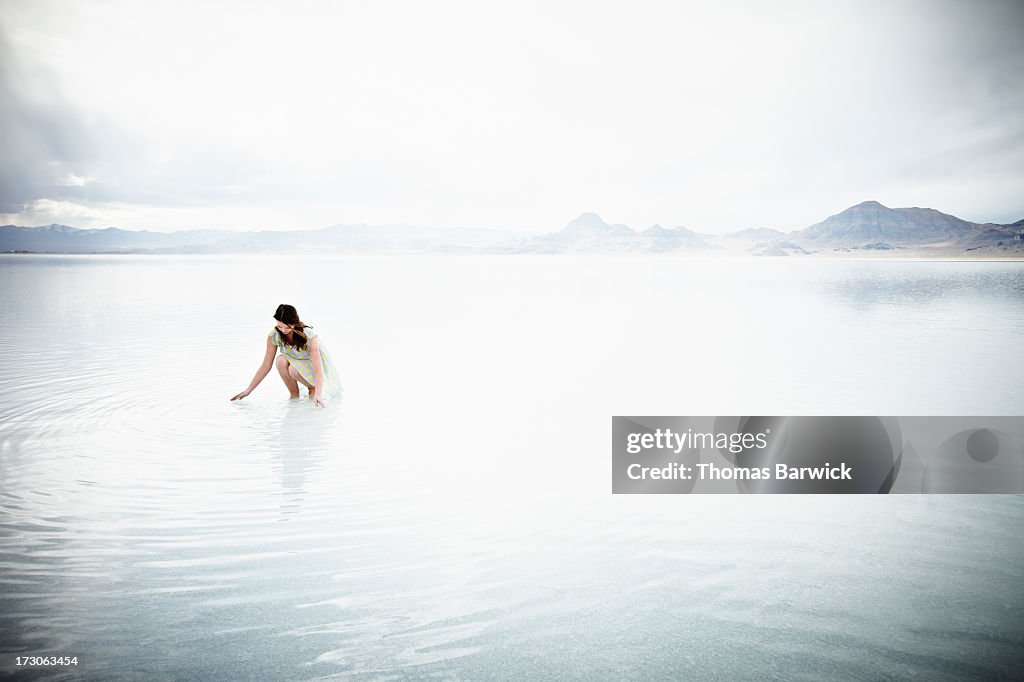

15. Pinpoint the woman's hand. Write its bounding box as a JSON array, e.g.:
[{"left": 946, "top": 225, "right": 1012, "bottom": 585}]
[
  {"left": 313, "top": 394, "right": 326, "bottom": 408},
  {"left": 230, "top": 389, "right": 251, "bottom": 401}
]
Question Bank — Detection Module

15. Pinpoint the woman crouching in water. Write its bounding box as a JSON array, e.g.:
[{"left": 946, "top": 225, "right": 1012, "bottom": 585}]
[{"left": 231, "top": 304, "right": 342, "bottom": 408}]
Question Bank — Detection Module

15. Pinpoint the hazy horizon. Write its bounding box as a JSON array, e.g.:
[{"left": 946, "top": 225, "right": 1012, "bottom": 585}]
[
  {"left": 2, "top": 1, "right": 1023, "bottom": 234},
  {"left": 6, "top": 200, "right": 1024, "bottom": 238}
]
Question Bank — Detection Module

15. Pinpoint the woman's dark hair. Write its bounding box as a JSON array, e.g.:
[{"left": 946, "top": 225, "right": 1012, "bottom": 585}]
[{"left": 273, "top": 303, "right": 311, "bottom": 351}]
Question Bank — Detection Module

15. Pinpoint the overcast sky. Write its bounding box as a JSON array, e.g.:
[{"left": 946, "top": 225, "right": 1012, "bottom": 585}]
[{"left": 1, "top": 0, "right": 1022, "bottom": 234}]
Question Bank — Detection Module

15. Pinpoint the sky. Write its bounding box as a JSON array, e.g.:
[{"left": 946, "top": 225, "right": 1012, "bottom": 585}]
[{"left": 1, "top": 0, "right": 1022, "bottom": 234}]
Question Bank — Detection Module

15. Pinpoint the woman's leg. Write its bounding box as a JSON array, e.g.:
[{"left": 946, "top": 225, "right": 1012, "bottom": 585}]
[
  {"left": 275, "top": 355, "right": 301, "bottom": 397},
  {"left": 288, "top": 365, "right": 316, "bottom": 394}
]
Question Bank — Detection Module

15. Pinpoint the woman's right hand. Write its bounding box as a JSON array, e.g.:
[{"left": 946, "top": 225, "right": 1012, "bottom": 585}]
[{"left": 230, "top": 389, "right": 251, "bottom": 401}]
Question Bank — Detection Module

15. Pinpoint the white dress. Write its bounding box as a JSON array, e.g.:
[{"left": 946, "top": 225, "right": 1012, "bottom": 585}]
[{"left": 269, "top": 326, "right": 343, "bottom": 396}]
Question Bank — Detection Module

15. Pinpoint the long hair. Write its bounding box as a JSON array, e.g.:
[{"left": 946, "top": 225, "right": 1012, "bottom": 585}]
[{"left": 273, "top": 303, "right": 311, "bottom": 351}]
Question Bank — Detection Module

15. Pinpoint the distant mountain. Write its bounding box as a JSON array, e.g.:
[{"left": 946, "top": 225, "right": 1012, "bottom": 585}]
[
  {"left": 641, "top": 224, "right": 714, "bottom": 252},
  {"left": 558, "top": 212, "right": 634, "bottom": 237},
  {"left": 3, "top": 202, "right": 1022, "bottom": 256},
  {"left": 791, "top": 200, "right": 992, "bottom": 247},
  {"left": 0, "top": 223, "right": 233, "bottom": 253},
  {"left": 0, "top": 222, "right": 523, "bottom": 254},
  {"left": 511, "top": 213, "right": 714, "bottom": 253},
  {"left": 749, "top": 239, "right": 809, "bottom": 257}
]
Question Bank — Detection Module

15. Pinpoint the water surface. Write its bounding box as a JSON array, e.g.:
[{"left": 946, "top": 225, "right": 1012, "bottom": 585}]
[{"left": 1, "top": 255, "right": 1023, "bottom": 679}]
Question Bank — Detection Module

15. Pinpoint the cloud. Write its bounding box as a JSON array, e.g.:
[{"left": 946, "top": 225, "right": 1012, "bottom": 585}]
[
  {"left": 1, "top": 0, "right": 1023, "bottom": 232},
  {"left": 0, "top": 27, "right": 100, "bottom": 213},
  {"left": 13, "top": 198, "right": 107, "bottom": 225}
]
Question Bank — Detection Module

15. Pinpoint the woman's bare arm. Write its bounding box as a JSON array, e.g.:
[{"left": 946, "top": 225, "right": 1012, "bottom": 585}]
[
  {"left": 231, "top": 336, "right": 277, "bottom": 401},
  {"left": 310, "top": 336, "right": 326, "bottom": 407}
]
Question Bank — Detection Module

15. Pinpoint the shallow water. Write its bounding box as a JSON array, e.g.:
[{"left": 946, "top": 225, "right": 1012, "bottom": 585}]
[{"left": 1, "top": 255, "right": 1023, "bottom": 679}]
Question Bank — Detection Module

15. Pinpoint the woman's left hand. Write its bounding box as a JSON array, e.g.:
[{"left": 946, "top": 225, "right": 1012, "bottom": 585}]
[{"left": 313, "top": 395, "right": 326, "bottom": 408}]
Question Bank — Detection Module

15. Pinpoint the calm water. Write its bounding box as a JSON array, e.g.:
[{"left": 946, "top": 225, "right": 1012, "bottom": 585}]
[{"left": 1, "top": 254, "right": 1023, "bottom": 680}]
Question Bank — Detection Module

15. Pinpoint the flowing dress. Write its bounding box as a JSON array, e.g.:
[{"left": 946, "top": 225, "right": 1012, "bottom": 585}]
[{"left": 269, "top": 326, "right": 343, "bottom": 396}]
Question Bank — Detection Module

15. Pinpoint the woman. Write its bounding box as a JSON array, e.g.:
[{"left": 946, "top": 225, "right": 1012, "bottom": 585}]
[{"left": 230, "top": 304, "right": 342, "bottom": 408}]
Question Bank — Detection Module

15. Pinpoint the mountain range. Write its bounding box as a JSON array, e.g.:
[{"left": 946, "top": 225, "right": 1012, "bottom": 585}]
[{"left": 2, "top": 201, "right": 1022, "bottom": 257}]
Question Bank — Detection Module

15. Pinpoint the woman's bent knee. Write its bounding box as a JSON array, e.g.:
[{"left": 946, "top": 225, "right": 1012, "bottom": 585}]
[{"left": 275, "top": 355, "right": 289, "bottom": 370}]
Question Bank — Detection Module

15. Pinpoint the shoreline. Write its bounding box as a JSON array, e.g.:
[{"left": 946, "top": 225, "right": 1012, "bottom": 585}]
[{"left": 3, "top": 250, "right": 1023, "bottom": 262}]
